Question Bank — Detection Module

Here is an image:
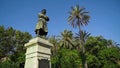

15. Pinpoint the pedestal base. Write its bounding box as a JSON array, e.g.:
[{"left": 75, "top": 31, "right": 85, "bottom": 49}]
[{"left": 24, "top": 37, "right": 53, "bottom": 68}]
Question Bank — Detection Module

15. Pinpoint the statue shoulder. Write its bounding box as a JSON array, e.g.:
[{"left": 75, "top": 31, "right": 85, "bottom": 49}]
[
  {"left": 38, "top": 13, "right": 44, "bottom": 16},
  {"left": 38, "top": 13, "right": 44, "bottom": 18}
]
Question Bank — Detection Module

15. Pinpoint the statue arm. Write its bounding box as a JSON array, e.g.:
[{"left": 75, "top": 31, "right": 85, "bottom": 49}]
[
  {"left": 46, "top": 17, "right": 49, "bottom": 21},
  {"left": 38, "top": 13, "right": 49, "bottom": 21}
]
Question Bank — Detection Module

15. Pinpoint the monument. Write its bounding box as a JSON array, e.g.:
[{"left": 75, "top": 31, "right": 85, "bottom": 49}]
[
  {"left": 24, "top": 9, "right": 53, "bottom": 68},
  {"left": 35, "top": 9, "right": 49, "bottom": 37}
]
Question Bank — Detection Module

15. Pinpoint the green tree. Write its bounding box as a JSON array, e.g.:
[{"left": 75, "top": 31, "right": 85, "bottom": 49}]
[
  {"left": 68, "top": 4, "right": 90, "bottom": 68},
  {"left": 50, "top": 30, "right": 82, "bottom": 68},
  {"left": 0, "top": 26, "right": 16, "bottom": 59},
  {"left": 0, "top": 26, "right": 32, "bottom": 67},
  {"left": 85, "top": 36, "right": 107, "bottom": 68},
  {"left": 59, "top": 30, "right": 74, "bottom": 49},
  {"left": 86, "top": 36, "right": 120, "bottom": 68},
  {"left": 51, "top": 48, "right": 81, "bottom": 68},
  {"left": 99, "top": 47, "right": 120, "bottom": 68}
]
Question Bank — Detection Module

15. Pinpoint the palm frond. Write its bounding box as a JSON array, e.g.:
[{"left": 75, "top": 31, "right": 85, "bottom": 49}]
[
  {"left": 75, "top": 30, "right": 90, "bottom": 43},
  {"left": 68, "top": 5, "right": 90, "bottom": 29}
]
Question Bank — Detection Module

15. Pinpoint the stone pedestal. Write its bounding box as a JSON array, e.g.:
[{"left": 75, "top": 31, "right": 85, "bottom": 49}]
[{"left": 24, "top": 37, "right": 53, "bottom": 68}]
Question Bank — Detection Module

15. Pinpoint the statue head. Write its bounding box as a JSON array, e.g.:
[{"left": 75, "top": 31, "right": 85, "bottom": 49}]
[{"left": 41, "top": 9, "right": 46, "bottom": 15}]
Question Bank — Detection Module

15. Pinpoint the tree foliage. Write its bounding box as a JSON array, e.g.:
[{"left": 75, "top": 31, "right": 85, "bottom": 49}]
[
  {"left": 50, "top": 30, "right": 120, "bottom": 68},
  {"left": 86, "top": 36, "right": 120, "bottom": 68},
  {"left": 0, "top": 26, "right": 32, "bottom": 67},
  {"left": 51, "top": 48, "right": 81, "bottom": 68},
  {"left": 68, "top": 4, "right": 90, "bottom": 30}
]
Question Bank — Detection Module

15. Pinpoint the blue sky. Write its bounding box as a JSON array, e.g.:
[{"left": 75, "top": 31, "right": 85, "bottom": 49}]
[{"left": 0, "top": 0, "right": 120, "bottom": 44}]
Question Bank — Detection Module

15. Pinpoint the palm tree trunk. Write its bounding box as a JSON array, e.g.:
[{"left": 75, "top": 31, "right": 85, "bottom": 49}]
[
  {"left": 83, "top": 42, "right": 88, "bottom": 68},
  {"left": 85, "top": 61, "right": 88, "bottom": 68},
  {"left": 78, "top": 25, "right": 88, "bottom": 68},
  {"left": 78, "top": 26, "right": 85, "bottom": 68}
]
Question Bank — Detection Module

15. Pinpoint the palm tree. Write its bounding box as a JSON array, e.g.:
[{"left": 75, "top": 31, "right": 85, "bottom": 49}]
[
  {"left": 60, "top": 30, "right": 74, "bottom": 49},
  {"left": 75, "top": 30, "right": 90, "bottom": 51},
  {"left": 68, "top": 5, "right": 90, "bottom": 31},
  {"left": 68, "top": 5, "right": 90, "bottom": 68},
  {"left": 75, "top": 30, "right": 90, "bottom": 68},
  {"left": 49, "top": 36, "right": 59, "bottom": 56}
]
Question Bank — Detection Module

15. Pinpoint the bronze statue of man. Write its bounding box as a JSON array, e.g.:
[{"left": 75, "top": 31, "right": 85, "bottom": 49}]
[{"left": 35, "top": 9, "right": 49, "bottom": 36}]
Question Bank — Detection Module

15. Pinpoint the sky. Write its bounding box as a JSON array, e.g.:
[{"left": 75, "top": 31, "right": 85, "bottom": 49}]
[{"left": 0, "top": 0, "right": 120, "bottom": 44}]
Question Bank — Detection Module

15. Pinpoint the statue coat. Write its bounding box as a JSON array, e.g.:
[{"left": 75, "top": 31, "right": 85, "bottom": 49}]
[{"left": 35, "top": 13, "right": 49, "bottom": 36}]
